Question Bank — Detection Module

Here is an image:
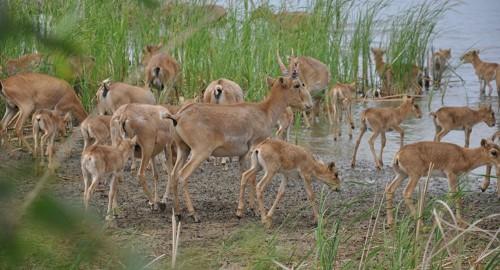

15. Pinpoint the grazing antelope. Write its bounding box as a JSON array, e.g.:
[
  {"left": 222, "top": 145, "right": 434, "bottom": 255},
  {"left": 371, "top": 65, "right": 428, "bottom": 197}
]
[
  {"left": 236, "top": 138, "right": 340, "bottom": 228},
  {"left": 385, "top": 139, "right": 500, "bottom": 226},
  {"left": 80, "top": 115, "right": 111, "bottom": 151},
  {"left": 276, "top": 49, "right": 330, "bottom": 127},
  {"left": 327, "top": 82, "right": 356, "bottom": 141},
  {"left": 81, "top": 135, "right": 137, "bottom": 220},
  {"left": 32, "top": 109, "right": 71, "bottom": 168},
  {"left": 351, "top": 96, "right": 422, "bottom": 170},
  {"left": 371, "top": 48, "right": 423, "bottom": 96},
  {"left": 0, "top": 73, "right": 87, "bottom": 151},
  {"left": 6, "top": 53, "right": 43, "bottom": 75},
  {"left": 432, "top": 49, "right": 451, "bottom": 87},
  {"left": 482, "top": 131, "right": 500, "bottom": 197},
  {"left": 202, "top": 78, "right": 244, "bottom": 104},
  {"left": 111, "top": 103, "right": 176, "bottom": 210},
  {"left": 142, "top": 43, "right": 181, "bottom": 102},
  {"left": 276, "top": 107, "right": 294, "bottom": 141},
  {"left": 430, "top": 105, "right": 495, "bottom": 147},
  {"left": 160, "top": 68, "right": 313, "bottom": 222},
  {"left": 460, "top": 50, "right": 500, "bottom": 96},
  {"left": 95, "top": 79, "right": 156, "bottom": 115}
]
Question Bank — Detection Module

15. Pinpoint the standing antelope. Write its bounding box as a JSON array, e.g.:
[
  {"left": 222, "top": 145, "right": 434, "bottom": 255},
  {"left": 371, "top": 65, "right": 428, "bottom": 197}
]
[
  {"left": 372, "top": 48, "right": 393, "bottom": 96},
  {"left": 482, "top": 131, "right": 500, "bottom": 197},
  {"left": 0, "top": 73, "right": 87, "bottom": 151},
  {"left": 351, "top": 96, "right": 422, "bottom": 170},
  {"left": 430, "top": 105, "right": 495, "bottom": 147},
  {"left": 202, "top": 78, "right": 245, "bottom": 169},
  {"left": 95, "top": 79, "right": 156, "bottom": 115},
  {"left": 81, "top": 135, "right": 137, "bottom": 220},
  {"left": 276, "top": 49, "right": 330, "bottom": 127},
  {"left": 236, "top": 138, "right": 340, "bottom": 228},
  {"left": 371, "top": 48, "right": 423, "bottom": 96},
  {"left": 327, "top": 82, "right": 356, "bottom": 141},
  {"left": 160, "top": 68, "right": 313, "bottom": 222},
  {"left": 385, "top": 139, "right": 500, "bottom": 226},
  {"left": 111, "top": 103, "right": 176, "bottom": 210},
  {"left": 32, "top": 109, "right": 71, "bottom": 168},
  {"left": 460, "top": 50, "right": 500, "bottom": 96},
  {"left": 143, "top": 43, "right": 181, "bottom": 103},
  {"left": 80, "top": 115, "right": 112, "bottom": 151},
  {"left": 432, "top": 48, "right": 451, "bottom": 87}
]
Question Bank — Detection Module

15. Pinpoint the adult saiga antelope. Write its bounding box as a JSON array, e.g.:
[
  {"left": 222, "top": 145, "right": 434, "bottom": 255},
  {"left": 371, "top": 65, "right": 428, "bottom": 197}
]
[
  {"left": 95, "top": 79, "right": 156, "bottom": 115},
  {"left": 161, "top": 67, "right": 313, "bottom": 222},
  {"left": 0, "top": 73, "right": 87, "bottom": 151},
  {"left": 430, "top": 105, "right": 495, "bottom": 147},
  {"left": 460, "top": 50, "right": 500, "bottom": 96},
  {"left": 111, "top": 103, "right": 176, "bottom": 210},
  {"left": 385, "top": 139, "right": 500, "bottom": 226},
  {"left": 143, "top": 43, "right": 181, "bottom": 103},
  {"left": 277, "top": 49, "right": 330, "bottom": 127},
  {"left": 351, "top": 96, "right": 422, "bottom": 170}
]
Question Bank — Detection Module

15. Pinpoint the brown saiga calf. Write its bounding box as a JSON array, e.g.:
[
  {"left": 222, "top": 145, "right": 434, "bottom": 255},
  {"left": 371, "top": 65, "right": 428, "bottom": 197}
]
[
  {"left": 237, "top": 138, "right": 340, "bottom": 228},
  {"left": 0, "top": 73, "right": 87, "bottom": 151},
  {"left": 386, "top": 140, "right": 500, "bottom": 226},
  {"left": 351, "top": 96, "right": 422, "bottom": 170}
]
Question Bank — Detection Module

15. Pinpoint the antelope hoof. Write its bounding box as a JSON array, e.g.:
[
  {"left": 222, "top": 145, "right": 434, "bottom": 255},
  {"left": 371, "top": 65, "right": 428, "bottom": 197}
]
[
  {"left": 188, "top": 213, "right": 200, "bottom": 223},
  {"left": 480, "top": 186, "right": 486, "bottom": 192},
  {"left": 351, "top": 162, "right": 356, "bottom": 168},
  {"left": 235, "top": 208, "right": 244, "bottom": 219},
  {"left": 262, "top": 217, "right": 272, "bottom": 229},
  {"left": 175, "top": 214, "right": 182, "bottom": 222}
]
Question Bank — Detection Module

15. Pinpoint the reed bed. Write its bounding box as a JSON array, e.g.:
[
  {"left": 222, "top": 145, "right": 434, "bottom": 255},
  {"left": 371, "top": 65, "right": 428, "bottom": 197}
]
[{"left": 1, "top": 0, "right": 451, "bottom": 110}]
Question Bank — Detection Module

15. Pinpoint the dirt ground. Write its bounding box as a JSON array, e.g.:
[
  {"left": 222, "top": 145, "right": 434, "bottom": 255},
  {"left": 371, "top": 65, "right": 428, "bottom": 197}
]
[{"left": 1, "top": 127, "right": 499, "bottom": 269}]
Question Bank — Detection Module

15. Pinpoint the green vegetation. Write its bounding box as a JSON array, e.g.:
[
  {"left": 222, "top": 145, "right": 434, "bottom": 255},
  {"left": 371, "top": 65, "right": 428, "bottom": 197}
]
[
  {"left": 1, "top": 1, "right": 497, "bottom": 269},
  {"left": 1, "top": 0, "right": 451, "bottom": 111}
]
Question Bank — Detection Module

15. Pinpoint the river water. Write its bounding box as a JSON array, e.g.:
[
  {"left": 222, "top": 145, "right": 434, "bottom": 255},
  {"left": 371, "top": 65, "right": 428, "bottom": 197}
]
[{"left": 275, "top": 0, "right": 500, "bottom": 177}]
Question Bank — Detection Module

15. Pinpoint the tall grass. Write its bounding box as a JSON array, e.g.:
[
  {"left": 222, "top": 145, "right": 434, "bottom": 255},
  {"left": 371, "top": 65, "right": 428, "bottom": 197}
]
[{"left": 1, "top": 0, "right": 450, "bottom": 112}]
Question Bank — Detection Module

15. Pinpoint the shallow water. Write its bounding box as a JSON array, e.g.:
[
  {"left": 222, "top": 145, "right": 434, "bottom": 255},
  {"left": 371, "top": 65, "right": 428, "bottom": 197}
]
[{"left": 284, "top": 0, "right": 500, "bottom": 177}]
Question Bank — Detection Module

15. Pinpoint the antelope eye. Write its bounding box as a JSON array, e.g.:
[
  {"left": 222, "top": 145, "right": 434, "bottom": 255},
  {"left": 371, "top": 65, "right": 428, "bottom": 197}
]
[
  {"left": 294, "top": 84, "right": 300, "bottom": 88},
  {"left": 302, "top": 83, "right": 305, "bottom": 87},
  {"left": 492, "top": 150, "right": 498, "bottom": 157}
]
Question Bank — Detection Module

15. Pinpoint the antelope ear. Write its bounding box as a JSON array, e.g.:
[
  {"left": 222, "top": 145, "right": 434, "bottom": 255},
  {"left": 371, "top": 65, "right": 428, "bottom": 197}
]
[
  {"left": 328, "top": 161, "right": 335, "bottom": 170},
  {"left": 481, "top": 139, "right": 487, "bottom": 147},
  {"left": 266, "top": 76, "right": 275, "bottom": 87}
]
